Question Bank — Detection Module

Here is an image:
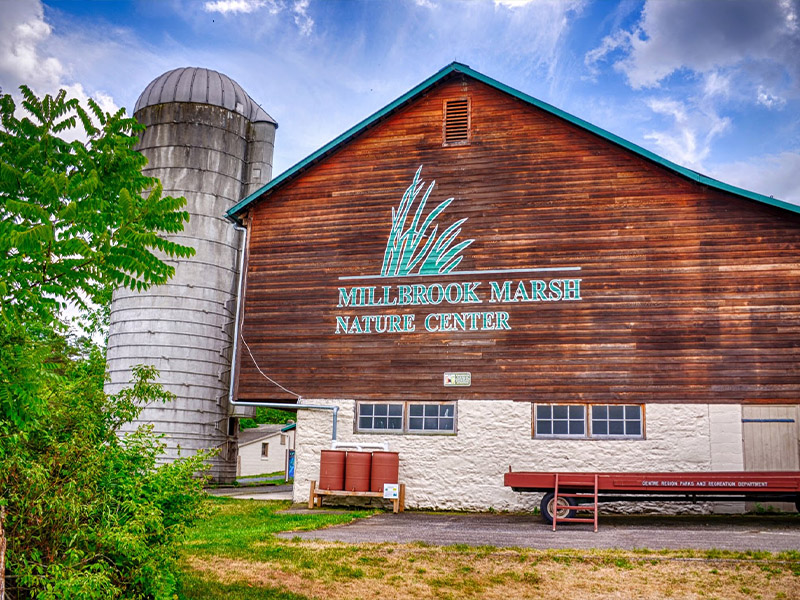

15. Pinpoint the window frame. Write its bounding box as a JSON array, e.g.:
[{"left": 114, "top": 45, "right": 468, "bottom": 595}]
[
  {"left": 356, "top": 401, "right": 457, "bottom": 435},
  {"left": 533, "top": 403, "right": 645, "bottom": 440},
  {"left": 261, "top": 442, "right": 269, "bottom": 458}
]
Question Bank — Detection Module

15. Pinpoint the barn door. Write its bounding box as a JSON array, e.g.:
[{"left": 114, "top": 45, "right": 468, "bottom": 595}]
[{"left": 742, "top": 405, "right": 800, "bottom": 511}]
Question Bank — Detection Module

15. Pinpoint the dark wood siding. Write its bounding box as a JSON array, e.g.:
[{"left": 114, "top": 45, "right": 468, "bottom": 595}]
[{"left": 237, "top": 74, "right": 800, "bottom": 404}]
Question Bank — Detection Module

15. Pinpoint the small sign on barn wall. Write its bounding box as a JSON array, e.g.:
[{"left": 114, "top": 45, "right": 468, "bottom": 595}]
[{"left": 444, "top": 372, "right": 471, "bottom": 387}]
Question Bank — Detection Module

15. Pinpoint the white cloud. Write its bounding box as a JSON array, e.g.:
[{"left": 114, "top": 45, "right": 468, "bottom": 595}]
[
  {"left": 494, "top": 0, "right": 538, "bottom": 7},
  {"left": 202, "top": 0, "right": 313, "bottom": 35},
  {"left": 292, "top": 0, "right": 313, "bottom": 36},
  {"left": 583, "top": 29, "right": 629, "bottom": 82},
  {"left": 614, "top": 0, "right": 798, "bottom": 90},
  {"left": 710, "top": 151, "right": 800, "bottom": 205},
  {"left": 0, "top": 0, "right": 122, "bottom": 141},
  {"left": 203, "top": 0, "right": 268, "bottom": 15},
  {"left": 702, "top": 72, "right": 731, "bottom": 100},
  {"left": 643, "top": 97, "right": 730, "bottom": 169},
  {"left": 0, "top": 0, "right": 64, "bottom": 94},
  {"left": 756, "top": 85, "right": 787, "bottom": 108}
]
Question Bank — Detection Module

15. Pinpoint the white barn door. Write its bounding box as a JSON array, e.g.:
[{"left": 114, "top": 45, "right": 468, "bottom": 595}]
[{"left": 742, "top": 405, "right": 800, "bottom": 511}]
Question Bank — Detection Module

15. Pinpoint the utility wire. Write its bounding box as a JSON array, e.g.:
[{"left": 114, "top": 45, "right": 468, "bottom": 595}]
[{"left": 239, "top": 335, "right": 302, "bottom": 399}]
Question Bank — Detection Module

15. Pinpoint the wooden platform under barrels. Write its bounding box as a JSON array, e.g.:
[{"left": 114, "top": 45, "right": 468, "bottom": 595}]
[{"left": 308, "top": 480, "right": 406, "bottom": 513}]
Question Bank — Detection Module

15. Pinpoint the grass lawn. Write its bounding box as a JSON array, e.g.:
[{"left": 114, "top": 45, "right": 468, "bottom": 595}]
[{"left": 179, "top": 498, "right": 800, "bottom": 600}]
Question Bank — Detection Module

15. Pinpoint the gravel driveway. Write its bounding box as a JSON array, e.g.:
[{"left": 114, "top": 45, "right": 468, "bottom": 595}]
[{"left": 282, "top": 511, "right": 800, "bottom": 552}]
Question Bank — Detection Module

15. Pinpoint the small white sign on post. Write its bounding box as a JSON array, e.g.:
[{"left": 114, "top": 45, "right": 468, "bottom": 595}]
[{"left": 383, "top": 483, "right": 399, "bottom": 499}]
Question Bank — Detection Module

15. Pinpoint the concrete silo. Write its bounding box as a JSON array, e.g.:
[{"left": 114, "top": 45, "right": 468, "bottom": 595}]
[{"left": 105, "top": 67, "right": 276, "bottom": 482}]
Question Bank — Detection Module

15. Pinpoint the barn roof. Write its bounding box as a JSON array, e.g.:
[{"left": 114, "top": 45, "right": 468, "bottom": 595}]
[{"left": 226, "top": 62, "right": 799, "bottom": 222}]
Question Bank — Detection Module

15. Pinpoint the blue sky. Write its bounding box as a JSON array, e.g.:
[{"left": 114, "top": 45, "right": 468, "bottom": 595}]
[{"left": 2, "top": 0, "right": 799, "bottom": 203}]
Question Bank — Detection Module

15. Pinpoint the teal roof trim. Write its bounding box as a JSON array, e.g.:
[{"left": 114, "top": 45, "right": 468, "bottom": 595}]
[{"left": 227, "top": 62, "right": 799, "bottom": 221}]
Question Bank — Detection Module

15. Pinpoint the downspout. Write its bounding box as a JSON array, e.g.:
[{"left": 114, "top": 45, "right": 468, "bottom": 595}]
[{"left": 228, "top": 222, "right": 339, "bottom": 440}]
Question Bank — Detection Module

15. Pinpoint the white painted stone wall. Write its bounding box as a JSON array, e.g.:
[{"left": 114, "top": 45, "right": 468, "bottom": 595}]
[{"left": 293, "top": 399, "right": 745, "bottom": 512}]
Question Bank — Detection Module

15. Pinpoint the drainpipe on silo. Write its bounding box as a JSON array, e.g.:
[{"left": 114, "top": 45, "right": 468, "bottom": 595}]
[{"left": 228, "top": 222, "right": 339, "bottom": 440}]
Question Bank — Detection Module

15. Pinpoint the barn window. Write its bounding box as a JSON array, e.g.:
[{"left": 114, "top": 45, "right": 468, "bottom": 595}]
[
  {"left": 535, "top": 404, "right": 585, "bottom": 437},
  {"left": 358, "top": 403, "right": 404, "bottom": 431},
  {"left": 591, "top": 405, "right": 643, "bottom": 438},
  {"left": 261, "top": 442, "right": 269, "bottom": 457},
  {"left": 408, "top": 403, "right": 455, "bottom": 432},
  {"left": 443, "top": 98, "right": 470, "bottom": 146},
  {"left": 356, "top": 401, "right": 457, "bottom": 434},
  {"left": 534, "top": 404, "right": 644, "bottom": 439}
]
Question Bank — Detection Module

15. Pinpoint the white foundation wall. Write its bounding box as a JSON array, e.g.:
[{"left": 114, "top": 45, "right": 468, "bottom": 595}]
[{"left": 293, "top": 400, "right": 744, "bottom": 512}]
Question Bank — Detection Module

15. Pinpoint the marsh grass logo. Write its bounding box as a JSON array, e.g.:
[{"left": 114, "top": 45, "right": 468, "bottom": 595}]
[
  {"left": 335, "top": 165, "right": 583, "bottom": 335},
  {"left": 381, "top": 166, "right": 474, "bottom": 277}
]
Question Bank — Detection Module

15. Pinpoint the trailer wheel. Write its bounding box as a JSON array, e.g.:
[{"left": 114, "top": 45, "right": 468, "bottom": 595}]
[
  {"left": 795, "top": 497, "right": 800, "bottom": 514},
  {"left": 540, "top": 492, "right": 577, "bottom": 524}
]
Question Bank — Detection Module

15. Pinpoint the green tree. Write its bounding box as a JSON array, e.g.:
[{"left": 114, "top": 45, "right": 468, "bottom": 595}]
[
  {"left": 0, "top": 86, "right": 207, "bottom": 600},
  {"left": 239, "top": 407, "right": 296, "bottom": 430}
]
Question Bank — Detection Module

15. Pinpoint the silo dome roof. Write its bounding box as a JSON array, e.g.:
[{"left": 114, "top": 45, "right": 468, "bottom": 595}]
[{"left": 134, "top": 67, "right": 276, "bottom": 124}]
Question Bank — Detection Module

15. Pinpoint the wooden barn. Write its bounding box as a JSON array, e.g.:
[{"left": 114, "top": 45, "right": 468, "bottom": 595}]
[{"left": 226, "top": 63, "right": 800, "bottom": 511}]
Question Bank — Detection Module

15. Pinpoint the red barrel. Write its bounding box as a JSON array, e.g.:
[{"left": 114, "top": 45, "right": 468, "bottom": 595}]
[
  {"left": 344, "top": 451, "right": 372, "bottom": 492},
  {"left": 319, "top": 450, "right": 346, "bottom": 490},
  {"left": 370, "top": 451, "right": 399, "bottom": 493}
]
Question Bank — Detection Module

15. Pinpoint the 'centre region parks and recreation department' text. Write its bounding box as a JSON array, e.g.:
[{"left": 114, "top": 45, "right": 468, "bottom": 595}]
[{"left": 334, "top": 278, "right": 582, "bottom": 335}]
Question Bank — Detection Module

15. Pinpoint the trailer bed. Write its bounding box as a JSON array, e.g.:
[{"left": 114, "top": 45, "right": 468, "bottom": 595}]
[
  {"left": 505, "top": 470, "right": 800, "bottom": 497},
  {"left": 505, "top": 469, "right": 800, "bottom": 527}
]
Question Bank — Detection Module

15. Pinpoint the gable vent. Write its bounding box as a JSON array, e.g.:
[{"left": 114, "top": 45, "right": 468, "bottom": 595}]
[{"left": 443, "top": 98, "right": 470, "bottom": 145}]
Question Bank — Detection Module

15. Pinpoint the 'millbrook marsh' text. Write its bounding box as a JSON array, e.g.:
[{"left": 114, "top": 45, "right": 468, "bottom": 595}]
[{"left": 334, "top": 278, "right": 581, "bottom": 335}]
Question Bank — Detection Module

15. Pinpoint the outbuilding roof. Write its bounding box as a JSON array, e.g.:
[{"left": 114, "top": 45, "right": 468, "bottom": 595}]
[
  {"left": 226, "top": 62, "right": 798, "bottom": 222},
  {"left": 238, "top": 423, "right": 285, "bottom": 447}
]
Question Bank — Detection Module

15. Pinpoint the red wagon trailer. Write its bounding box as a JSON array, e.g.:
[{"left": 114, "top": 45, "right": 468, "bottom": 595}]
[{"left": 504, "top": 469, "right": 800, "bottom": 531}]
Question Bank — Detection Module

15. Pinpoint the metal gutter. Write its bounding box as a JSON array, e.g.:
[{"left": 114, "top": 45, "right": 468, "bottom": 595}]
[
  {"left": 231, "top": 399, "right": 339, "bottom": 440},
  {"left": 228, "top": 222, "right": 248, "bottom": 408},
  {"left": 226, "top": 62, "right": 799, "bottom": 223}
]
